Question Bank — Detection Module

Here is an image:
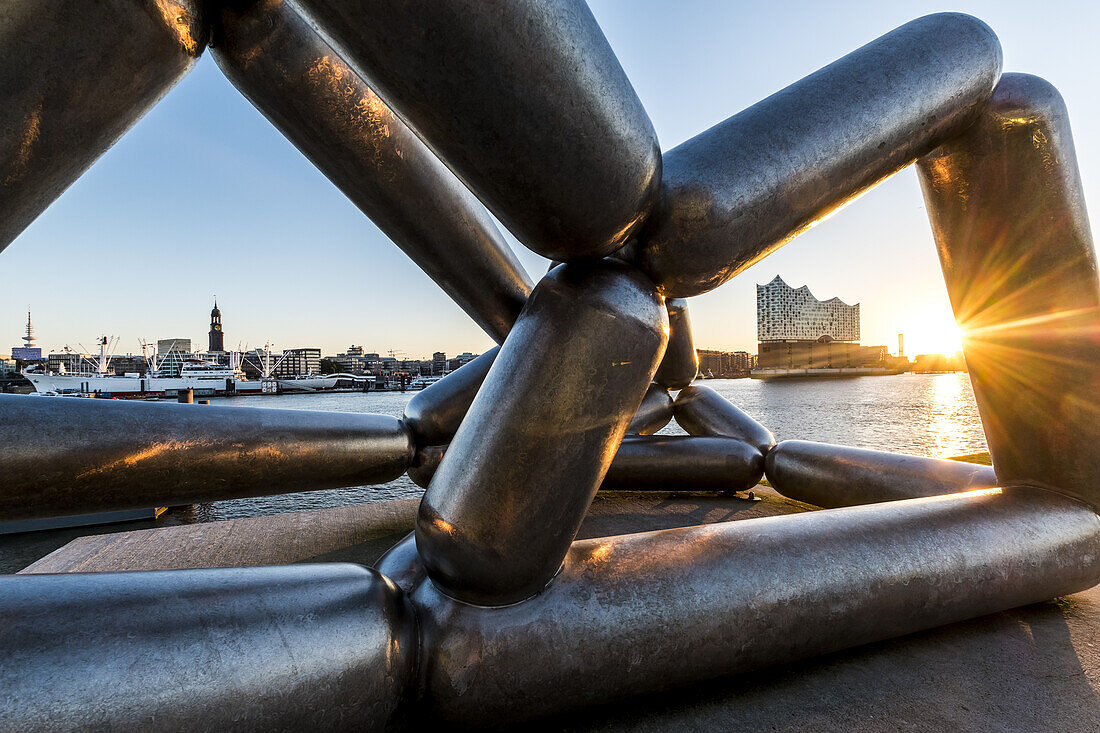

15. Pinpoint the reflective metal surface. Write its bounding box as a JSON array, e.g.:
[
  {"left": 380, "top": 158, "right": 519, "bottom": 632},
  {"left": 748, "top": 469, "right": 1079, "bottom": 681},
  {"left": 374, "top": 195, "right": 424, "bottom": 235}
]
[
  {"left": 0, "top": 0, "right": 204, "bottom": 252},
  {"left": 0, "top": 394, "right": 414, "bottom": 520},
  {"left": 603, "top": 435, "right": 763, "bottom": 491},
  {"left": 407, "top": 444, "right": 446, "bottom": 490},
  {"left": 413, "top": 487, "right": 1100, "bottom": 725},
  {"left": 653, "top": 298, "right": 699, "bottom": 389},
  {"left": 294, "top": 0, "right": 661, "bottom": 261},
  {"left": 625, "top": 13, "right": 1002, "bottom": 296},
  {"left": 407, "top": 435, "right": 763, "bottom": 493},
  {"left": 0, "top": 564, "right": 416, "bottom": 731},
  {"left": 417, "top": 260, "right": 668, "bottom": 605},
  {"left": 917, "top": 73, "right": 1100, "bottom": 509},
  {"left": 402, "top": 347, "right": 499, "bottom": 446},
  {"left": 765, "top": 440, "right": 999, "bottom": 508},
  {"left": 374, "top": 532, "right": 427, "bottom": 595},
  {"left": 626, "top": 383, "right": 674, "bottom": 435},
  {"left": 3, "top": 6, "right": 1099, "bottom": 729},
  {"left": 674, "top": 384, "right": 776, "bottom": 455},
  {"left": 211, "top": 1, "right": 531, "bottom": 343}
]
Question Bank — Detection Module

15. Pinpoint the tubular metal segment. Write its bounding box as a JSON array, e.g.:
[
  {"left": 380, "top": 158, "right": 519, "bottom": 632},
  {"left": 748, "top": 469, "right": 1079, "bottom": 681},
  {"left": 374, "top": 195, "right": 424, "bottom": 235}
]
[
  {"left": 0, "top": 0, "right": 204, "bottom": 252},
  {"left": 0, "top": 564, "right": 416, "bottom": 731},
  {"left": 0, "top": 395, "right": 414, "bottom": 521},
  {"left": 626, "top": 383, "right": 674, "bottom": 435},
  {"left": 417, "top": 260, "right": 668, "bottom": 606},
  {"left": 917, "top": 73, "right": 1100, "bottom": 508},
  {"left": 407, "top": 435, "right": 763, "bottom": 493},
  {"left": 674, "top": 384, "right": 776, "bottom": 455},
  {"left": 402, "top": 347, "right": 499, "bottom": 446},
  {"left": 626, "top": 13, "right": 1003, "bottom": 296},
  {"left": 765, "top": 440, "right": 999, "bottom": 508},
  {"left": 653, "top": 298, "right": 699, "bottom": 389},
  {"left": 211, "top": 0, "right": 531, "bottom": 343},
  {"left": 293, "top": 0, "right": 661, "bottom": 261},
  {"left": 413, "top": 487, "right": 1100, "bottom": 725},
  {"left": 604, "top": 436, "right": 763, "bottom": 491}
]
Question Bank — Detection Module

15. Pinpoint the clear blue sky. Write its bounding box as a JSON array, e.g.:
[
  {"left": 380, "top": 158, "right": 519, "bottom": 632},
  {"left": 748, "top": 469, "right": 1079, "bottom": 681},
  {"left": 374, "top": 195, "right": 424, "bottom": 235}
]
[{"left": 2, "top": 0, "right": 1097, "bottom": 359}]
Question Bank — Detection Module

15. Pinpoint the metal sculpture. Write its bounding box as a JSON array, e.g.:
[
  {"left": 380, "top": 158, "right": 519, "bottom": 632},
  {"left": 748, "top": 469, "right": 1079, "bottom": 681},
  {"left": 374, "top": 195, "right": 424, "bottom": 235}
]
[{"left": 1, "top": 1, "right": 1098, "bottom": 729}]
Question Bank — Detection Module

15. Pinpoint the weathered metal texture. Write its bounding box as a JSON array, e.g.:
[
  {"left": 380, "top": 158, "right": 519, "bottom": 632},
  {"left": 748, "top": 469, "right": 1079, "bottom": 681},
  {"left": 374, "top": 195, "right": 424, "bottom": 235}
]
[
  {"left": 293, "top": 0, "right": 661, "bottom": 261},
  {"left": 413, "top": 487, "right": 1100, "bottom": 725},
  {"left": 0, "top": 395, "right": 414, "bottom": 521},
  {"left": 765, "top": 440, "right": 999, "bottom": 508},
  {"left": 0, "top": 0, "right": 204, "bottom": 252},
  {"left": 407, "top": 435, "right": 762, "bottom": 493},
  {"left": 402, "top": 347, "right": 499, "bottom": 446},
  {"left": 917, "top": 73, "right": 1100, "bottom": 509},
  {"left": 211, "top": 1, "right": 531, "bottom": 343},
  {"left": 625, "top": 13, "right": 1003, "bottom": 297},
  {"left": 603, "top": 436, "right": 763, "bottom": 491},
  {"left": 0, "top": 564, "right": 416, "bottom": 731},
  {"left": 407, "top": 444, "right": 446, "bottom": 490},
  {"left": 674, "top": 384, "right": 776, "bottom": 455},
  {"left": 653, "top": 298, "right": 699, "bottom": 389},
  {"left": 417, "top": 260, "right": 668, "bottom": 605},
  {"left": 626, "top": 383, "right": 674, "bottom": 435},
  {"left": 375, "top": 532, "right": 427, "bottom": 596}
]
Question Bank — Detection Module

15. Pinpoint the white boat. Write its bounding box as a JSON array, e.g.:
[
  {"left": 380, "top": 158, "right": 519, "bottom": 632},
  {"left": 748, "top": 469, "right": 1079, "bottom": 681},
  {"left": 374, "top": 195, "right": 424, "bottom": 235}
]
[
  {"left": 23, "top": 337, "right": 262, "bottom": 398},
  {"left": 23, "top": 338, "right": 373, "bottom": 398},
  {"left": 276, "top": 373, "right": 373, "bottom": 392},
  {"left": 407, "top": 375, "right": 446, "bottom": 390}
]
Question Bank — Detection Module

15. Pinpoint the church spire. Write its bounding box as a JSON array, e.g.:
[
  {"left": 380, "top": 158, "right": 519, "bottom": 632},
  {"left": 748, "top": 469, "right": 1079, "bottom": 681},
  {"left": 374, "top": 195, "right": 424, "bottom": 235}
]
[{"left": 208, "top": 297, "right": 224, "bottom": 352}]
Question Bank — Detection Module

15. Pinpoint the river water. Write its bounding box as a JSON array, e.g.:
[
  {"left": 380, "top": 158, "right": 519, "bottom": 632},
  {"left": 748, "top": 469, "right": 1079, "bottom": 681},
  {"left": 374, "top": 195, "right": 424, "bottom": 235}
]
[{"left": 0, "top": 373, "right": 986, "bottom": 572}]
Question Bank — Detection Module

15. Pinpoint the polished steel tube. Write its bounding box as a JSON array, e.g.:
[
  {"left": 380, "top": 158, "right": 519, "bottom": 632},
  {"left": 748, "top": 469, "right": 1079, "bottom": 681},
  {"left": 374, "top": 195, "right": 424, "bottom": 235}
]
[
  {"left": 211, "top": 1, "right": 531, "bottom": 343},
  {"left": 402, "top": 347, "right": 499, "bottom": 446},
  {"left": 413, "top": 487, "right": 1100, "bottom": 725},
  {"left": 407, "top": 435, "right": 762, "bottom": 493},
  {"left": 653, "top": 298, "right": 699, "bottom": 389},
  {"left": 0, "top": 395, "right": 414, "bottom": 520},
  {"left": 765, "top": 440, "right": 999, "bottom": 508},
  {"left": 407, "top": 444, "right": 446, "bottom": 490},
  {"left": 294, "top": 0, "right": 661, "bottom": 261},
  {"left": 603, "top": 436, "right": 763, "bottom": 491},
  {"left": 626, "top": 13, "right": 1002, "bottom": 296},
  {"left": 0, "top": 564, "right": 416, "bottom": 731},
  {"left": 417, "top": 260, "right": 668, "bottom": 605},
  {"left": 626, "top": 383, "right": 674, "bottom": 435},
  {"left": 674, "top": 384, "right": 776, "bottom": 455},
  {"left": 0, "top": 0, "right": 205, "bottom": 252},
  {"left": 375, "top": 532, "right": 426, "bottom": 595},
  {"left": 917, "top": 73, "right": 1100, "bottom": 509}
]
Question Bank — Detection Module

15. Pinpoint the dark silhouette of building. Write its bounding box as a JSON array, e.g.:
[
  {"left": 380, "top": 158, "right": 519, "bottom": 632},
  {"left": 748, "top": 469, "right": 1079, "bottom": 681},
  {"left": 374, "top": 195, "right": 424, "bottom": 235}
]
[{"left": 208, "top": 299, "right": 224, "bottom": 352}]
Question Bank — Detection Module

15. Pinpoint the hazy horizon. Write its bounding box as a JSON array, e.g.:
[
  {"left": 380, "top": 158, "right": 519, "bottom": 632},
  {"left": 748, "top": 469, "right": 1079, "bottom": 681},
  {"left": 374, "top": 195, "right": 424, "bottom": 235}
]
[{"left": 2, "top": 0, "right": 1096, "bottom": 359}]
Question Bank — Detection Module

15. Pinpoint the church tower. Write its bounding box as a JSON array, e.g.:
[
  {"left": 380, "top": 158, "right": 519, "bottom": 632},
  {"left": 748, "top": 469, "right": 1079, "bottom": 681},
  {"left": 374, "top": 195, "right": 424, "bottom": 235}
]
[{"left": 208, "top": 298, "right": 224, "bottom": 352}]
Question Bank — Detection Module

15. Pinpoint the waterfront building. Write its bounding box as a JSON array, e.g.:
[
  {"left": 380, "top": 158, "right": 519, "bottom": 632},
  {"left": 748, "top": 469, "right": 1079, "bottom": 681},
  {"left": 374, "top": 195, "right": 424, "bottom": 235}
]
[
  {"left": 11, "top": 309, "right": 42, "bottom": 361},
  {"left": 208, "top": 299, "right": 224, "bottom": 353},
  {"left": 697, "top": 349, "right": 755, "bottom": 378},
  {"left": 448, "top": 352, "right": 477, "bottom": 371},
  {"left": 47, "top": 350, "right": 90, "bottom": 374},
  {"left": 757, "top": 275, "right": 859, "bottom": 342},
  {"left": 756, "top": 276, "right": 890, "bottom": 372},
  {"left": 433, "top": 352, "right": 447, "bottom": 375},
  {"left": 157, "top": 338, "right": 191, "bottom": 355},
  {"left": 274, "top": 348, "right": 321, "bottom": 378}
]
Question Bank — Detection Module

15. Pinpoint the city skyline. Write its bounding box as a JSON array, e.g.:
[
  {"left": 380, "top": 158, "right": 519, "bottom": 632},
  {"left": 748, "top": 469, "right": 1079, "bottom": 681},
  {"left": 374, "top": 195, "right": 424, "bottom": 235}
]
[{"left": 1, "top": 0, "right": 1096, "bottom": 358}]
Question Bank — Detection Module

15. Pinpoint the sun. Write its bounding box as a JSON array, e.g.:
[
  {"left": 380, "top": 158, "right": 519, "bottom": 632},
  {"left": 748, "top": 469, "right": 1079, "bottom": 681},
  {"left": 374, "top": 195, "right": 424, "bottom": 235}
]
[{"left": 898, "top": 308, "right": 965, "bottom": 357}]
